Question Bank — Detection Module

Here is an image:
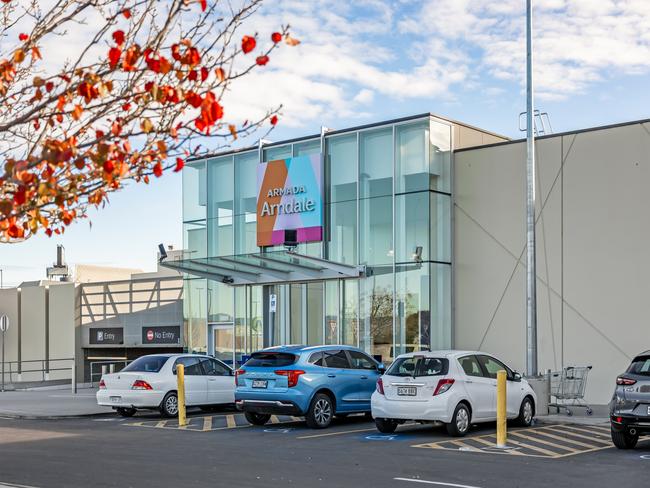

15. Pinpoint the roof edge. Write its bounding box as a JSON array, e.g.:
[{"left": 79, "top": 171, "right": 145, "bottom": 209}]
[{"left": 454, "top": 116, "right": 650, "bottom": 153}]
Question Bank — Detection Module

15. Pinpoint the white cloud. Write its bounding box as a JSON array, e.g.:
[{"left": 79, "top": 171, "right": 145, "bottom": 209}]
[{"left": 399, "top": 0, "right": 650, "bottom": 100}]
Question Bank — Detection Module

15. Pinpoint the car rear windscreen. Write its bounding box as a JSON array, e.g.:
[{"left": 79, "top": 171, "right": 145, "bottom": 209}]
[
  {"left": 122, "top": 355, "right": 169, "bottom": 373},
  {"left": 244, "top": 352, "right": 297, "bottom": 367},
  {"left": 386, "top": 357, "right": 449, "bottom": 377},
  {"left": 627, "top": 356, "right": 650, "bottom": 376}
]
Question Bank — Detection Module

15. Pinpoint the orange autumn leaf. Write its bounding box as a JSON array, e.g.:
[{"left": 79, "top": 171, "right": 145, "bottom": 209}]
[
  {"left": 215, "top": 67, "right": 225, "bottom": 81},
  {"left": 284, "top": 35, "right": 300, "bottom": 46}
]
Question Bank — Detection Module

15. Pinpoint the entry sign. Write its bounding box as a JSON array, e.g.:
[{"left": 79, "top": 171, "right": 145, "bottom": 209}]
[
  {"left": 269, "top": 294, "right": 277, "bottom": 313},
  {"left": 0, "top": 314, "right": 8, "bottom": 332}
]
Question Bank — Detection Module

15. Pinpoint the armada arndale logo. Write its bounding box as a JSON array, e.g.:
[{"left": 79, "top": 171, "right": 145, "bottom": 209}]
[
  {"left": 256, "top": 154, "right": 323, "bottom": 247},
  {"left": 260, "top": 185, "right": 316, "bottom": 217}
]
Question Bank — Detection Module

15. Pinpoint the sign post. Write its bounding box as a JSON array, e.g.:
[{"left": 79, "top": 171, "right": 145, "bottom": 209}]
[{"left": 0, "top": 314, "right": 9, "bottom": 392}]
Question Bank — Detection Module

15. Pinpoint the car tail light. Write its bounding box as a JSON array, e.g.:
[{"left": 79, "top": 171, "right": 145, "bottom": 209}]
[
  {"left": 616, "top": 377, "right": 637, "bottom": 386},
  {"left": 235, "top": 369, "right": 246, "bottom": 385},
  {"left": 433, "top": 378, "right": 455, "bottom": 396},
  {"left": 376, "top": 377, "right": 385, "bottom": 395},
  {"left": 131, "top": 380, "right": 153, "bottom": 390},
  {"left": 99, "top": 379, "right": 106, "bottom": 389},
  {"left": 274, "top": 370, "right": 305, "bottom": 387}
]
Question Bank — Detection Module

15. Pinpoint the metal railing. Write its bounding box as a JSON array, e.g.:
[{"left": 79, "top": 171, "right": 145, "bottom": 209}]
[
  {"left": 89, "top": 360, "right": 130, "bottom": 385},
  {"left": 0, "top": 357, "right": 77, "bottom": 393}
]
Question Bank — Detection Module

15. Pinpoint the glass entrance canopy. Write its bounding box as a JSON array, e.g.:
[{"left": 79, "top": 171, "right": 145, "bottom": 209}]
[{"left": 162, "top": 250, "right": 364, "bottom": 286}]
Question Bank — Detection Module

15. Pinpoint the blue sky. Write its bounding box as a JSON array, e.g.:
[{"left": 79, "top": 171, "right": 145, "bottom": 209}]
[{"left": 2, "top": 0, "right": 650, "bottom": 286}]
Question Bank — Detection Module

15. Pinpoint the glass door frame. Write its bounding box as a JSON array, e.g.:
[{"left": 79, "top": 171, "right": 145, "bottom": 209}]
[{"left": 208, "top": 322, "right": 235, "bottom": 367}]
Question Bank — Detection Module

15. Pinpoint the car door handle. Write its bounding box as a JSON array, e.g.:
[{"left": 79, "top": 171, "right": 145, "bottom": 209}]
[
  {"left": 327, "top": 374, "right": 336, "bottom": 378},
  {"left": 466, "top": 380, "right": 473, "bottom": 384},
  {"left": 208, "top": 378, "right": 217, "bottom": 381},
  {"left": 360, "top": 376, "right": 369, "bottom": 380}
]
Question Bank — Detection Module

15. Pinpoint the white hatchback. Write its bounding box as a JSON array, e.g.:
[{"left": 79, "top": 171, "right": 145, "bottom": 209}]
[
  {"left": 371, "top": 350, "right": 537, "bottom": 436},
  {"left": 96, "top": 354, "right": 236, "bottom": 417}
]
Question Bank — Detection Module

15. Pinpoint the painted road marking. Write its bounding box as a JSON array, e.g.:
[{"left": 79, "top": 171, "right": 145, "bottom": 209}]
[
  {"left": 413, "top": 424, "right": 616, "bottom": 459},
  {"left": 0, "top": 483, "right": 41, "bottom": 488},
  {"left": 128, "top": 413, "right": 304, "bottom": 433},
  {"left": 394, "top": 477, "right": 483, "bottom": 488},
  {"left": 296, "top": 426, "right": 377, "bottom": 439}
]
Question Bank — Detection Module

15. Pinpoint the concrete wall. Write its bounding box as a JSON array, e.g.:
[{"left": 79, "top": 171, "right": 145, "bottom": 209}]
[
  {"left": 454, "top": 120, "right": 650, "bottom": 404},
  {"left": 48, "top": 283, "right": 76, "bottom": 380},
  {"left": 0, "top": 283, "right": 76, "bottom": 384},
  {"left": 0, "top": 288, "right": 20, "bottom": 385}
]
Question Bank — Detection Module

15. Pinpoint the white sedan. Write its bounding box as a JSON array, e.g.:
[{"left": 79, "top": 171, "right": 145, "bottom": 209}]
[
  {"left": 97, "top": 354, "right": 236, "bottom": 417},
  {"left": 371, "top": 350, "right": 537, "bottom": 436}
]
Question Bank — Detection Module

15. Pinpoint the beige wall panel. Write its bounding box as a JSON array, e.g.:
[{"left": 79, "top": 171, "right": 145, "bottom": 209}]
[
  {"left": 0, "top": 288, "right": 20, "bottom": 384},
  {"left": 562, "top": 125, "right": 650, "bottom": 362},
  {"left": 48, "top": 283, "right": 75, "bottom": 380},
  {"left": 20, "top": 286, "right": 46, "bottom": 381},
  {"left": 455, "top": 121, "right": 650, "bottom": 404}
]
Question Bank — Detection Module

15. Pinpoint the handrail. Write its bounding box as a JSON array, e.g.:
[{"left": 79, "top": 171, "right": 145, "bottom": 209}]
[{"left": 0, "top": 357, "right": 76, "bottom": 392}]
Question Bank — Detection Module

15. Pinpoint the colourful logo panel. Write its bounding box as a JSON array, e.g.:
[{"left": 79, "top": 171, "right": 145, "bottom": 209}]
[{"left": 257, "top": 154, "right": 323, "bottom": 247}]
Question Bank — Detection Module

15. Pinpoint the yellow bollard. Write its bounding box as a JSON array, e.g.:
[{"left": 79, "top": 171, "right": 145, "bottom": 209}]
[
  {"left": 176, "top": 363, "right": 187, "bottom": 427},
  {"left": 496, "top": 369, "right": 507, "bottom": 448}
]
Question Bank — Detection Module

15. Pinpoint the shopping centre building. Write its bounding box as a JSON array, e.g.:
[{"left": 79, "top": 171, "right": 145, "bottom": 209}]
[{"left": 164, "top": 113, "right": 650, "bottom": 404}]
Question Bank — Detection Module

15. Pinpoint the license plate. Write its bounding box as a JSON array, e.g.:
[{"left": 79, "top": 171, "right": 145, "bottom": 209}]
[
  {"left": 397, "top": 387, "right": 417, "bottom": 396},
  {"left": 252, "top": 380, "right": 268, "bottom": 389},
  {"left": 110, "top": 396, "right": 121, "bottom": 403}
]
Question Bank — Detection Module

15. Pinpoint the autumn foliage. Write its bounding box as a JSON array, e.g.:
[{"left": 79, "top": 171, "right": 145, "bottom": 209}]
[{"left": 0, "top": 0, "right": 299, "bottom": 242}]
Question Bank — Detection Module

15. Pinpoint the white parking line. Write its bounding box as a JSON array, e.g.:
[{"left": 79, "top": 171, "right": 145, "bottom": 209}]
[
  {"left": 394, "top": 478, "right": 484, "bottom": 488},
  {"left": 0, "top": 482, "right": 41, "bottom": 488}
]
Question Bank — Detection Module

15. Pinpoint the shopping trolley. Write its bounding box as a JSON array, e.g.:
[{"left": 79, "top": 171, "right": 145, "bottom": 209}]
[{"left": 548, "top": 366, "right": 593, "bottom": 416}]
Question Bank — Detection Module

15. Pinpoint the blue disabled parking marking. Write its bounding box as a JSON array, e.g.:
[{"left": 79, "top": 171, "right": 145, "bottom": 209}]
[{"left": 365, "top": 434, "right": 398, "bottom": 441}]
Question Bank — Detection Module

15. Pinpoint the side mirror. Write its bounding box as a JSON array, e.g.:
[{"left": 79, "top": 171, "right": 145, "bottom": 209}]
[
  {"left": 230, "top": 369, "right": 235, "bottom": 376},
  {"left": 377, "top": 363, "right": 386, "bottom": 375},
  {"left": 512, "top": 372, "right": 522, "bottom": 382}
]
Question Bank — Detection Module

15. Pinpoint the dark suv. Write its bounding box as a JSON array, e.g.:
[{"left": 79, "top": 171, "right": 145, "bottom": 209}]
[{"left": 610, "top": 351, "right": 650, "bottom": 448}]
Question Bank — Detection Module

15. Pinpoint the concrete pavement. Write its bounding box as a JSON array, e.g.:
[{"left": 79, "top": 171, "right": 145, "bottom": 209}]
[{"left": 0, "top": 388, "right": 107, "bottom": 418}]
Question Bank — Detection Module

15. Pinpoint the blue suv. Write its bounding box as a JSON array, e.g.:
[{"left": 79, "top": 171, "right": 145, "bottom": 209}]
[{"left": 235, "top": 345, "right": 385, "bottom": 428}]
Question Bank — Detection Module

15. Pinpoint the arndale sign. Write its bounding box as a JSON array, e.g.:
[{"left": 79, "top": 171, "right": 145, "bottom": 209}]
[{"left": 257, "top": 154, "right": 323, "bottom": 247}]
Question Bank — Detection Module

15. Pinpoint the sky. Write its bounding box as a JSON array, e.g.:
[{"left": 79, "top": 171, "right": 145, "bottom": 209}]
[{"left": 2, "top": 0, "right": 650, "bottom": 286}]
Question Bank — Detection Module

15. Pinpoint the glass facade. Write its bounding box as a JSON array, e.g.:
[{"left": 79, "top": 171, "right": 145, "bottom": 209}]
[{"left": 181, "top": 115, "right": 453, "bottom": 366}]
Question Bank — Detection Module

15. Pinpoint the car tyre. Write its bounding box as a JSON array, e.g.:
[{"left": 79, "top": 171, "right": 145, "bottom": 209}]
[
  {"left": 375, "top": 418, "right": 398, "bottom": 434},
  {"left": 305, "top": 393, "right": 334, "bottom": 429},
  {"left": 116, "top": 407, "right": 136, "bottom": 417},
  {"left": 160, "top": 391, "right": 179, "bottom": 418},
  {"left": 446, "top": 403, "right": 471, "bottom": 437},
  {"left": 514, "top": 397, "right": 535, "bottom": 427},
  {"left": 244, "top": 411, "right": 271, "bottom": 426},
  {"left": 611, "top": 428, "right": 638, "bottom": 449}
]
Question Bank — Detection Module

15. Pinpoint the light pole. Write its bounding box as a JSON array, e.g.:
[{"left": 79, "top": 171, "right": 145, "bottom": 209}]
[{"left": 525, "top": 0, "right": 538, "bottom": 376}]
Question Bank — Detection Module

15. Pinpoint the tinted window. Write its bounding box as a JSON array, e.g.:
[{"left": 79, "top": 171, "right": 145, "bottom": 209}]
[
  {"left": 627, "top": 356, "right": 650, "bottom": 375},
  {"left": 201, "top": 358, "right": 230, "bottom": 376},
  {"left": 244, "top": 352, "right": 297, "bottom": 367},
  {"left": 175, "top": 357, "right": 203, "bottom": 375},
  {"left": 324, "top": 350, "right": 350, "bottom": 369},
  {"left": 308, "top": 352, "right": 325, "bottom": 367},
  {"left": 348, "top": 351, "right": 377, "bottom": 370},
  {"left": 386, "top": 357, "right": 449, "bottom": 377},
  {"left": 459, "top": 355, "right": 484, "bottom": 377},
  {"left": 122, "top": 355, "right": 169, "bottom": 373},
  {"left": 477, "top": 355, "right": 511, "bottom": 379}
]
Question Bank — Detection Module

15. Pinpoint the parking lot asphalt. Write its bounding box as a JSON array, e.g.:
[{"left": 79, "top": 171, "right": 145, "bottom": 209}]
[{"left": 0, "top": 410, "right": 648, "bottom": 488}]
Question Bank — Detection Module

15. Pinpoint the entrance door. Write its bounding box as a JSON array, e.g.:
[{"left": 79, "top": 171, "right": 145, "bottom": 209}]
[{"left": 208, "top": 323, "right": 234, "bottom": 368}]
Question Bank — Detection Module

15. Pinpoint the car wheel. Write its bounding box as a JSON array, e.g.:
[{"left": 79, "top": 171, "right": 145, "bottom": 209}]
[
  {"left": 375, "top": 418, "right": 398, "bottom": 434},
  {"left": 514, "top": 397, "right": 535, "bottom": 427},
  {"left": 446, "top": 403, "right": 471, "bottom": 437},
  {"left": 305, "top": 393, "right": 334, "bottom": 429},
  {"left": 116, "top": 407, "right": 136, "bottom": 418},
  {"left": 160, "top": 392, "right": 179, "bottom": 418},
  {"left": 244, "top": 412, "right": 271, "bottom": 426},
  {"left": 611, "top": 428, "right": 638, "bottom": 449}
]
